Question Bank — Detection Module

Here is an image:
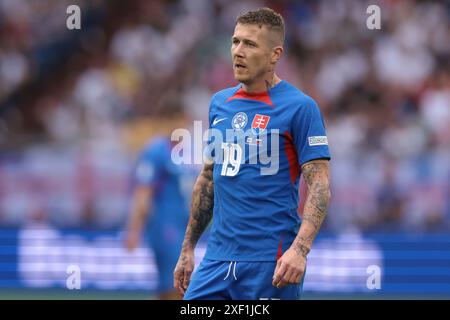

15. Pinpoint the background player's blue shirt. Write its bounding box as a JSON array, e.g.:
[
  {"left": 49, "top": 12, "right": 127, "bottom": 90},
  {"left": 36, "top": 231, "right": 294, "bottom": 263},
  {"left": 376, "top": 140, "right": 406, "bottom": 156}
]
[
  {"left": 205, "top": 80, "right": 331, "bottom": 261},
  {"left": 133, "top": 137, "right": 193, "bottom": 244}
]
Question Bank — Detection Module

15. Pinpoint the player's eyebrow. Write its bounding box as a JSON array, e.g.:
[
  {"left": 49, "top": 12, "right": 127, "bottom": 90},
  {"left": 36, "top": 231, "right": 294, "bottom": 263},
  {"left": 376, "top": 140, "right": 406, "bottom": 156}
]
[
  {"left": 245, "top": 39, "right": 257, "bottom": 45},
  {"left": 231, "top": 36, "right": 258, "bottom": 46}
]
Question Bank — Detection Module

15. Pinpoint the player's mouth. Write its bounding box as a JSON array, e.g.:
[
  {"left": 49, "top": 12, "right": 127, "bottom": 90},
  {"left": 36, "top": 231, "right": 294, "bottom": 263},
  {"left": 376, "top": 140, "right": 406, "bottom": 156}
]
[{"left": 234, "top": 63, "right": 247, "bottom": 70}]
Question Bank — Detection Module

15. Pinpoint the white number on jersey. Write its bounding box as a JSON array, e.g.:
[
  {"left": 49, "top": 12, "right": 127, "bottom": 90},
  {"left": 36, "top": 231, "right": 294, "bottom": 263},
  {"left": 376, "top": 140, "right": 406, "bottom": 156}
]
[{"left": 221, "top": 142, "right": 242, "bottom": 176}]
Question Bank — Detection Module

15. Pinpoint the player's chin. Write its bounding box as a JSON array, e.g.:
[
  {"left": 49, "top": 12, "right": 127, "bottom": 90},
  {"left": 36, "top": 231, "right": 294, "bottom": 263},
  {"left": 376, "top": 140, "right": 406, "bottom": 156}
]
[{"left": 233, "top": 73, "right": 250, "bottom": 83}]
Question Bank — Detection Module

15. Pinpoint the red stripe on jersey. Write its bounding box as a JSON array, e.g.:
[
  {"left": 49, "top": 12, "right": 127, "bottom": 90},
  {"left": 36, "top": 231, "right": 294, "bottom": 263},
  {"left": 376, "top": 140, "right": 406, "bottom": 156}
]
[
  {"left": 284, "top": 131, "right": 300, "bottom": 183},
  {"left": 226, "top": 87, "right": 273, "bottom": 106},
  {"left": 276, "top": 234, "right": 284, "bottom": 260}
]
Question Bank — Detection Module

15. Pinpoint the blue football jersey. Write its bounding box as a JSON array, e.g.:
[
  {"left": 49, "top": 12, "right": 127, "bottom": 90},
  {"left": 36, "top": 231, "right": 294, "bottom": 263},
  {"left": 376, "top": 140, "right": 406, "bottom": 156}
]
[
  {"left": 204, "top": 80, "right": 331, "bottom": 261},
  {"left": 133, "top": 137, "right": 194, "bottom": 240}
]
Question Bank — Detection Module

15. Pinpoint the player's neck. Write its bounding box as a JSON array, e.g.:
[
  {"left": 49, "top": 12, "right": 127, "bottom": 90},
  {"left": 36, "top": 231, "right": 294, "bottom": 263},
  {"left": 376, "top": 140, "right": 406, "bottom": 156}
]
[{"left": 241, "top": 73, "right": 281, "bottom": 94}]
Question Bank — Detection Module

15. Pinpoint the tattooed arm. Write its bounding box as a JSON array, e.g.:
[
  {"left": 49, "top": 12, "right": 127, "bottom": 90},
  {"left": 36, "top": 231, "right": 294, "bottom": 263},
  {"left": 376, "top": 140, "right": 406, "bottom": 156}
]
[
  {"left": 174, "top": 163, "right": 214, "bottom": 296},
  {"left": 272, "top": 159, "right": 331, "bottom": 288},
  {"left": 292, "top": 159, "right": 331, "bottom": 257}
]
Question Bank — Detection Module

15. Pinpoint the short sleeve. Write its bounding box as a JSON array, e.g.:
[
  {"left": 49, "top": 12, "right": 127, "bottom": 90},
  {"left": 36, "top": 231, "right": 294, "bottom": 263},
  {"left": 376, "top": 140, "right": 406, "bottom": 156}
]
[
  {"left": 292, "top": 97, "right": 331, "bottom": 166},
  {"left": 208, "top": 94, "right": 216, "bottom": 129},
  {"left": 134, "top": 148, "right": 160, "bottom": 187}
]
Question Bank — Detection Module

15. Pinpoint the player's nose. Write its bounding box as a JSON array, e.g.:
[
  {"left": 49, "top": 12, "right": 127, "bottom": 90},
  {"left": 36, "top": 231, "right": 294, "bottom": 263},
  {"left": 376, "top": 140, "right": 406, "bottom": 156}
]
[
  {"left": 232, "top": 43, "right": 245, "bottom": 58},
  {"left": 233, "top": 53, "right": 245, "bottom": 63}
]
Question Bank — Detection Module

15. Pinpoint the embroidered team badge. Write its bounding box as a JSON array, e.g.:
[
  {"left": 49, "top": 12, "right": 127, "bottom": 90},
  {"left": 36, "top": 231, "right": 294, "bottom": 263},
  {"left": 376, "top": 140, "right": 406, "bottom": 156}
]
[
  {"left": 232, "top": 112, "right": 248, "bottom": 130},
  {"left": 251, "top": 114, "right": 270, "bottom": 135}
]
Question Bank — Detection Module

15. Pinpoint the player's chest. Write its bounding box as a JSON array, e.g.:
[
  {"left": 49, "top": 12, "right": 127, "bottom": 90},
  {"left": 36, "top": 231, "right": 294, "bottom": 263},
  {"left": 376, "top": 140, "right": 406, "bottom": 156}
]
[{"left": 211, "top": 101, "right": 290, "bottom": 135}]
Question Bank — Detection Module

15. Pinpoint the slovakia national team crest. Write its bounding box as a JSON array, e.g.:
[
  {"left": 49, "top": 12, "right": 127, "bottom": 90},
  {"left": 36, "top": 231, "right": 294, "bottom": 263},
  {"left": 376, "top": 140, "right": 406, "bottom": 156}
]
[
  {"left": 251, "top": 114, "right": 270, "bottom": 135},
  {"left": 231, "top": 112, "right": 248, "bottom": 130}
]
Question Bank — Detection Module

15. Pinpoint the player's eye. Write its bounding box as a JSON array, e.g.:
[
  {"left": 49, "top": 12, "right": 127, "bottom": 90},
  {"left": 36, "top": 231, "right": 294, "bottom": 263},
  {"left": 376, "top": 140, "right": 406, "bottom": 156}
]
[{"left": 232, "top": 38, "right": 239, "bottom": 45}]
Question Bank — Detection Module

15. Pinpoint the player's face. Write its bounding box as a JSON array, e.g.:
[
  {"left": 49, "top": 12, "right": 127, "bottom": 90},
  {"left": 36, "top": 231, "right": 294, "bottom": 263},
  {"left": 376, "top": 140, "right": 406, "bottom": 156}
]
[{"left": 231, "top": 23, "right": 274, "bottom": 85}]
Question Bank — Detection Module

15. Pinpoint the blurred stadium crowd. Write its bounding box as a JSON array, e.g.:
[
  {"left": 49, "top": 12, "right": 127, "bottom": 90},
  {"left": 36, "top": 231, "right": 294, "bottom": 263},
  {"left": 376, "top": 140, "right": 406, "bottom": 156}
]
[{"left": 0, "top": 0, "right": 449, "bottom": 232}]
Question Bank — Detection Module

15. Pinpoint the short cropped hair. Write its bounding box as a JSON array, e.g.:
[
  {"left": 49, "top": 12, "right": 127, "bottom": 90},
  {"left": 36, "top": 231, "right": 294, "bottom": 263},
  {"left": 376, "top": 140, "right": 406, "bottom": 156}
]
[{"left": 236, "top": 7, "right": 285, "bottom": 46}]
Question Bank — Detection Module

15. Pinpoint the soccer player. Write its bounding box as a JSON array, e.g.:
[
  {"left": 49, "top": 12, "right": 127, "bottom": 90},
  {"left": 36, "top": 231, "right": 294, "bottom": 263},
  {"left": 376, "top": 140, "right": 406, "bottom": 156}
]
[
  {"left": 174, "top": 8, "right": 331, "bottom": 300},
  {"left": 125, "top": 114, "right": 194, "bottom": 300}
]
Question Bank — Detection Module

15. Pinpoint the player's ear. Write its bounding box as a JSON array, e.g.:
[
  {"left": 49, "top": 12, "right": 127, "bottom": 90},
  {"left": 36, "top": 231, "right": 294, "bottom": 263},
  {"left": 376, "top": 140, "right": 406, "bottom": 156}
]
[{"left": 271, "top": 46, "right": 283, "bottom": 64}]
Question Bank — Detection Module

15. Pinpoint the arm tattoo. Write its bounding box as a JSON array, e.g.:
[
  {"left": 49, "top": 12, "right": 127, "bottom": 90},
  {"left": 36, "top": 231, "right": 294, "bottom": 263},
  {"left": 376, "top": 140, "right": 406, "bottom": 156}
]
[
  {"left": 293, "top": 160, "right": 331, "bottom": 257},
  {"left": 182, "top": 163, "right": 214, "bottom": 250},
  {"left": 294, "top": 242, "right": 310, "bottom": 258}
]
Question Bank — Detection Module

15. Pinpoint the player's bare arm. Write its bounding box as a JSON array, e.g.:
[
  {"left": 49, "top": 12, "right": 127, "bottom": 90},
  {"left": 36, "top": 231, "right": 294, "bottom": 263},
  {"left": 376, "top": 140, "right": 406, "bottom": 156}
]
[
  {"left": 273, "top": 159, "right": 331, "bottom": 288},
  {"left": 124, "top": 186, "right": 152, "bottom": 251},
  {"left": 174, "top": 163, "right": 214, "bottom": 295},
  {"left": 184, "top": 163, "right": 214, "bottom": 249},
  {"left": 294, "top": 159, "right": 331, "bottom": 255}
]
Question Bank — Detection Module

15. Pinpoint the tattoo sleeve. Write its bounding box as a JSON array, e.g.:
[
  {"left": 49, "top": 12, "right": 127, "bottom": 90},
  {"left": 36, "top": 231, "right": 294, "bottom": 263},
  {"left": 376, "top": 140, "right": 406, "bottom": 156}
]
[
  {"left": 182, "top": 163, "right": 214, "bottom": 251},
  {"left": 293, "top": 160, "right": 331, "bottom": 258}
]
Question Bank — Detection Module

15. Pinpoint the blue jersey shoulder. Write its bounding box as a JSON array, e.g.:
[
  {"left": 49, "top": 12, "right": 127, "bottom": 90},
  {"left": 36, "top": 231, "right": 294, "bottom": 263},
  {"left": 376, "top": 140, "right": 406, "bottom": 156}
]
[
  {"left": 137, "top": 136, "right": 171, "bottom": 173},
  {"left": 141, "top": 136, "right": 170, "bottom": 158},
  {"left": 208, "top": 84, "right": 240, "bottom": 124},
  {"left": 275, "top": 81, "right": 320, "bottom": 113},
  {"left": 144, "top": 136, "right": 169, "bottom": 152},
  {"left": 211, "top": 84, "right": 240, "bottom": 104}
]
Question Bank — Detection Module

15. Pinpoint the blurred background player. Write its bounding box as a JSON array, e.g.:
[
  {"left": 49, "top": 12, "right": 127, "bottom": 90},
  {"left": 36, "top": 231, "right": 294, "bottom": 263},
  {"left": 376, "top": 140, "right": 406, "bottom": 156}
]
[{"left": 124, "top": 110, "right": 193, "bottom": 300}]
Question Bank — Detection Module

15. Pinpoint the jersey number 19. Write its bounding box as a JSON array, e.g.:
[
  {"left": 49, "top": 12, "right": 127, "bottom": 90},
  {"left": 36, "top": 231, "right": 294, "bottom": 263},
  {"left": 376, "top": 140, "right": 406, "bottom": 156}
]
[{"left": 221, "top": 142, "right": 242, "bottom": 176}]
